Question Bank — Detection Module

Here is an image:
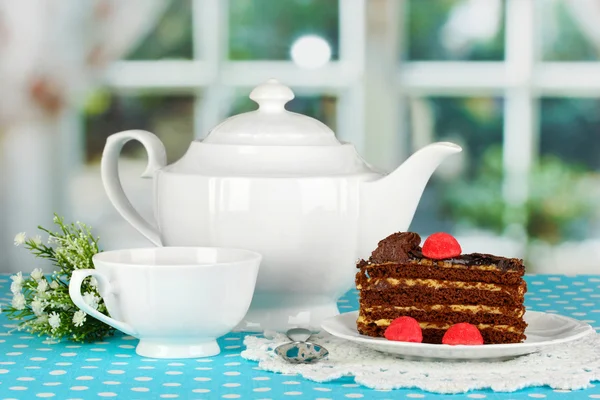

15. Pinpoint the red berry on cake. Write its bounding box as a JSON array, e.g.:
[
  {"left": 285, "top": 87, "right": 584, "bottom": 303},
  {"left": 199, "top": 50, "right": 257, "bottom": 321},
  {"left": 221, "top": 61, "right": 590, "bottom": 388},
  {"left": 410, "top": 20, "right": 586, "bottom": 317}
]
[
  {"left": 384, "top": 316, "right": 423, "bottom": 342},
  {"left": 442, "top": 323, "right": 484, "bottom": 345},
  {"left": 422, "top": 232, "right": 462, "bottom": 260}
]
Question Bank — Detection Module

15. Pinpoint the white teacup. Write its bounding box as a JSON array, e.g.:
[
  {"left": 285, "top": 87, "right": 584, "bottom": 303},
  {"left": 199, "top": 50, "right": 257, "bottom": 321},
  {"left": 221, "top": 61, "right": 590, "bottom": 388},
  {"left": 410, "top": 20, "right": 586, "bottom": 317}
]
[{"left": 69, "top": 247, "right": 261, "bottom": 359}]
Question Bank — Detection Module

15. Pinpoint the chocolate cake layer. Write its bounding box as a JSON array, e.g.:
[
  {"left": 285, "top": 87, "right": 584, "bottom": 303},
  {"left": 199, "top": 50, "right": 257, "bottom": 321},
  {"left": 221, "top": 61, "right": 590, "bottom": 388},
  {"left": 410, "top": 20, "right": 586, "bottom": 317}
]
[
  {"left": 357, "top": 262, "right": 523, "bottom": 285},
  {"left": 360, "top": 307, "right": 525, "bottom": 327},
  {"left": 357, "top": 322, "right": 525, "bottom": 344},
  {"left": 358, "top": 283, "right": 525, "bottom": 306}
]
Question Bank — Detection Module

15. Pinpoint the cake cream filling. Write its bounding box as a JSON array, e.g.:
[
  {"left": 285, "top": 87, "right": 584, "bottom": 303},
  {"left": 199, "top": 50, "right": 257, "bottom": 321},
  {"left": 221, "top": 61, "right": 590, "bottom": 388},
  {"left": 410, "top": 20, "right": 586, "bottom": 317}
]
[
  {"left": 357, "top": 316, "right": 523, "bottom": 333},
  {"left": 357, "top": 278, "right": 526, "bottom": 296},
  {"left": 362, "top": 304, "right": 525, "bottom": 317},
  {"left": 363, "top": 260, "right": 520, "bottom": 273}
]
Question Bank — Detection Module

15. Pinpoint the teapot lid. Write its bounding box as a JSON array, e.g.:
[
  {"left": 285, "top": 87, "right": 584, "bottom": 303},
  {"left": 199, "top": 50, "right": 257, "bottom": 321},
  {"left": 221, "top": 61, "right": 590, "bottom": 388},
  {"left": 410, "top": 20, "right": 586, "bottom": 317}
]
[{"left": 202, "top": 79, "right": 341, "bottom": 146}]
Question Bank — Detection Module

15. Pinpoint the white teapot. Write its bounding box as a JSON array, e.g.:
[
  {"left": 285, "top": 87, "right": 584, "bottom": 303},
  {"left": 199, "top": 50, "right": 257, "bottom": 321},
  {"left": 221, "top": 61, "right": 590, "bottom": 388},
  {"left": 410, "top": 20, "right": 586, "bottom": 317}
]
[{"left": 101, "top": 79, "right": 461, "bottom": 331}]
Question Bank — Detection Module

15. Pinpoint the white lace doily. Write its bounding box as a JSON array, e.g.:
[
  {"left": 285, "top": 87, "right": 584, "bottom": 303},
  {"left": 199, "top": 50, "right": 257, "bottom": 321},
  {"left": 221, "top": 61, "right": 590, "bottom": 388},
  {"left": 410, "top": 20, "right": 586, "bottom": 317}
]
[{"left": 241, "top": 331, "right": 600, "bottom": 394}]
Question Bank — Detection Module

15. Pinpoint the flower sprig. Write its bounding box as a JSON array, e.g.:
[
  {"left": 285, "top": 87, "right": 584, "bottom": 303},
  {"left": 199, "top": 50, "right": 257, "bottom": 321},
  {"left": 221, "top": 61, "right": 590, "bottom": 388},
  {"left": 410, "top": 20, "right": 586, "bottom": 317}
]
[{"left": 2, "top": 214, "right": 114, "bottom": 342}]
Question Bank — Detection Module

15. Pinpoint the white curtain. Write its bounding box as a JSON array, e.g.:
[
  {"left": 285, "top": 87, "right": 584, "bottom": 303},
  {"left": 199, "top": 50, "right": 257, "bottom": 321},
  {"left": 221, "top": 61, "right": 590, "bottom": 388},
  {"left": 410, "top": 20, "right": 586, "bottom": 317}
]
[{"left": 0, "top": 0, "right": 168, "bottom": 273}]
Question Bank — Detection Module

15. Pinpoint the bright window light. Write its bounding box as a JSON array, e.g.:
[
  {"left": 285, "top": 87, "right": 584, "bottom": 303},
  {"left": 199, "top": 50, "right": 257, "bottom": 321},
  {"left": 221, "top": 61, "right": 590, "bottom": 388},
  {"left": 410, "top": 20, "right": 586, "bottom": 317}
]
[{"left": 290, "top": 35, "right": 332, "bottom": 69}]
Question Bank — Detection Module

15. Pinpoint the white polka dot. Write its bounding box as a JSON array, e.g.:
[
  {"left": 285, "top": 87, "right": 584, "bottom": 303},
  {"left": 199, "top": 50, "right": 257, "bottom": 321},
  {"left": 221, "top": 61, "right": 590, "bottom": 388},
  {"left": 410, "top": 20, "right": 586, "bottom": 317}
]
[
  {"left": 91, "top": 348, "right": 106, "bottom": 352},
  {"left": 107, "top": 370, "right": 125, "bottom": 374},
  {"left": 81, "top": 366, "right": 98, "bottom": 369},
  {"left": 528, "top": 395, "right": 546, "bottom": 398},
  {"left": 25, "top": 366, "right": 41, "bottom": 370},
  {"left": 102, "top": 381, "right": 121, "bottom": 385},
  {"left": 224, "top": 371, "right": 240, "bottom": 376},
  {"left": 70, "top": 386, "right": 88, "bottom": 391},
  {"left": 224, "top": 353, "right": 241, "bottom": 358},
  {"left": 192, "top": 389, "right": 211, "bottom": 393},
  {"left": 66, "top": 345, "right": 81, "bottom": 348},
  {"left": 225, "top": 362, "right": 241, "bottom": 366},
  {"left": 223, "top": 383, "right": 241, "bottom": 388},
  {"left": 60, "top": 352, "right": 77, "bottom": 357},
  {"left": 135, "top": 377, "right": 153, "bottom": 381},
  {"left": 553, "top": 389, "right": 571, "bottom": 393},
  {"left": 36, "top": 393, "right": 55, "bottom": 398},
  {"left": 194, "top": 377, "right": 211, "bottom": 382},
  {"left": 343, "top": 384, "right": 359, "bottom": 388},
  {"left": 9, "top": 386, "right": 28, "bottom": 391},
  {"left": 43, "top": 383, "right": 61, "bottom": 386},
  {"left": 0, "top": 361, "right": 15, "bottom": 365},
  {"left": 346, "top": 394, "right": 364, "bottom": 398},
  {"left": 225, "top": 337, "right": 240, "bottom": 341},
  {"left": 222, "top": 395, "right": 240, "bottom": 399},
  {"left": 13, "top": 344, "right": 28, "bottom": 348},
  {"left": 76, "top": 376, "right": 94, "bottom": 381},
  {"left": 284, "top": 392, "right": 303, "bottom": 396},
  {"left": 160, "top": 395, "right": 179, "bottom": 399},
  {"left": 17, "top": 377, "right": 35, "bottom": 381},
  {"left": 588, "top": 395, "right": 600, "bottom": 398},
  {"left": 168, "top": 362, "right": 184, "bottom": 366},
  {"left": 119, "top": 344, "right": 135, "bottom": 349},
  {"left": 166, "top": 371, "right": 183, "bottom": 375},
  {"left": 225, "top": 345, "right": 240, "bottom": 349},
  {"left": 55, "top": 362, "right": 72, "bottom": 366},
  {"left": 314, "top": 387, "right": 332, "bottom": 392},
  {"left": 132, "top": 388, "right": 150, "bottom": 392},
  {"left": 6, "top": 352, "right": 22, "bottom": 356},
  {"left": 138, "top": 366, "right": 155, "bottom": 370},
  {"left": 467, "top": 395, "right": 487, "bottom": 399},
  {"left": 284, "top": 381, "right": 301, "bottom": 385},
  {"left": 0, "top": 369, "right": 9, "bottom": 374},
  {"left": 49, "top": 370, "right": 66, "bottom": 375},
  {"left": 195, "top": 367, "right": 213, "bottom": 371},
  {"left": 253, "top": 377, "right": 270, "bottom": 381},
  {"left": 196, "top": 359, "right": 213, "bottom": 363},
  {"left": 254, "top": 388, "right": 271, "bottom": 392},
  {"left": 115, "top": 354, "right": 132, "bottom": 358},
  {"left": 98, "top": 393, "right": 117, "bottom": 397},
  {"left": 37, "top": 348, "right": 52, "bottom": 351},
  {"left": 406, "top": 395, "right": 426, "bottom": 399}
]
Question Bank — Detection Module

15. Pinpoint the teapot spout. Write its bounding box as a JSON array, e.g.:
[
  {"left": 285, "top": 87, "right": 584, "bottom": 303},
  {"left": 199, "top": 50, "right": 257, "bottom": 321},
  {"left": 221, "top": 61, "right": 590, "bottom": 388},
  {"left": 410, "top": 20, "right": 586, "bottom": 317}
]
[{"left": 358, "top": 142, "right": 462, "bottom": 257}]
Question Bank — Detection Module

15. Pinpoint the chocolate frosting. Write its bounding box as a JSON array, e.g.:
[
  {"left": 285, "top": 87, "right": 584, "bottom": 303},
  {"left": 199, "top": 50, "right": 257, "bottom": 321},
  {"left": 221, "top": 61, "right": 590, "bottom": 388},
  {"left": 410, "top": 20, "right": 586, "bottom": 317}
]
[
  {"left": 369, "top": 232, "right": 422, "bottom": 264},
  {"left": 358, "top": 231, "right": 525, "bottom": 272}
]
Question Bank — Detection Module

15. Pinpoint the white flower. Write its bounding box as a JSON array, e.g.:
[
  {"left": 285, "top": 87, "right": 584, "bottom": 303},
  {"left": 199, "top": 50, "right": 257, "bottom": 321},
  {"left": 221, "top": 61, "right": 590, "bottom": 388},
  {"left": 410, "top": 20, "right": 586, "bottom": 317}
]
[
  {"left": 36, "top": 280, "right": 48, "bottom": 294},
  {"left": 13, "top": 232, "right": 26, "bottom": 246},
  {"left": 82, "top": 292, "right": 99, "bottom": 310},
  {"left": 36, "top": 314, "right": 48, "bottom": 325},
  {"left": 32, "top": 235, "right": 42, "bottom": 245},
  {"left": 30, "top": 298, "right": 45, "bottom": 316},
  {"left": 11, "top": 292, "right": 26, "bottom": 310},
  {"left": 89, "top": 277, "right": 98, "bottom": 288},
  {"left": 72, "top": 310, "right": 86, "bottom": 327},
  {"left": 49, "top": 281, "right": 59, "bottom": 289},
  {"left": 48, "top": 312, "right": 61, "bottom": 330},
  {"left": 10, "top": 281, "right": 22, "bottom": 294},
  {"left": 10, "top": 272, "right": 24, "bottom": 285},
  {"left": 30, "top": 268, "right": 44, "bottom": 281}
]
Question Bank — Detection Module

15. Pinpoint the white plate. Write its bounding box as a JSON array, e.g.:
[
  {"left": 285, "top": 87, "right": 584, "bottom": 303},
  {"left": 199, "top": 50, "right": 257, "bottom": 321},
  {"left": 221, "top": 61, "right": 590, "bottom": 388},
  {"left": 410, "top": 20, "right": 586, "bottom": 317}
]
[{"left": 321, "top": 310, "right": 594, "bottom": 361}]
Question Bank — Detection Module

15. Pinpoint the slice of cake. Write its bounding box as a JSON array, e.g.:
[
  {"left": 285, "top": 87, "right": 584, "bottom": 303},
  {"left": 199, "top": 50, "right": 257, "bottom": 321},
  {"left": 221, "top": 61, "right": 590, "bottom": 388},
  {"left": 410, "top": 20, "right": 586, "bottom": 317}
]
[{"left": 355, "top": 231, "right": 527, "bottom": 344}]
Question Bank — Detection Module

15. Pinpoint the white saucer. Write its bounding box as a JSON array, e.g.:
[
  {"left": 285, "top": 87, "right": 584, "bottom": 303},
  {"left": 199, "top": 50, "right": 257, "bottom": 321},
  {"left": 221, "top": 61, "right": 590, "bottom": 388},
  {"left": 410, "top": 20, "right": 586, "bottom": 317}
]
[{"left": 321, "top": 310, "right": 594, "bottom": 361}]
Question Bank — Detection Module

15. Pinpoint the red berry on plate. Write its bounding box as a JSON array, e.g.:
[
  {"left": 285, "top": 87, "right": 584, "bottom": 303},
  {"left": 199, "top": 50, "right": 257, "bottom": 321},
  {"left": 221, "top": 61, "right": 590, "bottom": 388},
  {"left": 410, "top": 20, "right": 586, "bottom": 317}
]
[
  {"left": 422, "top": 232, "right": 462, "bottom": 260},
  {"left": 384, "top": 316, "right": 423, "bottom": 343},
  {"left": 442, "top": 323, "right": 484, "bottom": 345}
]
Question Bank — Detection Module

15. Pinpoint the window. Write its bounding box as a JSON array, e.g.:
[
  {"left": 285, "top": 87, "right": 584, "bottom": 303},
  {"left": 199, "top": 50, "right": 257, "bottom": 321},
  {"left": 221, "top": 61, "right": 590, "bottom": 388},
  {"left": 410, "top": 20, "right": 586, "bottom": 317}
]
[{"left": 73, "top": 0, "right": 600, "bottom": 272}]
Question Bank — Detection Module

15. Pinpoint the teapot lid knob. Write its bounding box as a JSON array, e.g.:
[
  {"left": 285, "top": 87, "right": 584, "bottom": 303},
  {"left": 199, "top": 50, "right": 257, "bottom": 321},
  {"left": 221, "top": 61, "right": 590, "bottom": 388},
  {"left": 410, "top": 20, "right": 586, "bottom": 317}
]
[{"left": 249, "top": 79, "right": 294, "bottom": 112}]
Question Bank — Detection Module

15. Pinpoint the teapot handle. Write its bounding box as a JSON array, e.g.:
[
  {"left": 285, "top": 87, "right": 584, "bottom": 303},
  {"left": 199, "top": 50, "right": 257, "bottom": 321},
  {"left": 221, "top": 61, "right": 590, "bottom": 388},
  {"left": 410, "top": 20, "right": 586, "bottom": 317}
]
[{"left": 101, "top": 130, "right": 167, "bottom": 246}]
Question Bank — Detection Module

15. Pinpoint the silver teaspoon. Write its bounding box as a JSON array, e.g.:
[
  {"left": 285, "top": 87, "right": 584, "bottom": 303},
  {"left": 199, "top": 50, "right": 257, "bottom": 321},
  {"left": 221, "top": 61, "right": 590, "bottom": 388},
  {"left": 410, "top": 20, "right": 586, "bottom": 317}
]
[
  {"left": 274, "top": 327, "right": 329, "bottom": 364},
  {"left": 274, "top": 340, "right": 329, "bottom": 364}
]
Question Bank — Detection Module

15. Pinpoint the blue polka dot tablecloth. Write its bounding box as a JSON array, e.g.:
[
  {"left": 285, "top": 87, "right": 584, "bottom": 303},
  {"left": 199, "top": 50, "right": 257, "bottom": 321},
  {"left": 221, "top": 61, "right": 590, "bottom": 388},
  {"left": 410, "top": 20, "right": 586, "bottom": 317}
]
[{"left": 0, "top": 274, "right": 599, "bottom": 400}]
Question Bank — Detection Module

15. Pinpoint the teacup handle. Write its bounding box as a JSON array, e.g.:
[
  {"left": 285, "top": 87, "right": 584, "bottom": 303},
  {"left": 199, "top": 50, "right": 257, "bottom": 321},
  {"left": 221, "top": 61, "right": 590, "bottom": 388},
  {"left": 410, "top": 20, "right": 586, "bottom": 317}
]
[
  {"left": 69, "top": 269, "right": 137, "bottom": 337},
  {"left": 101, "top": 130, "right": 167, "bottom": 246}
]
